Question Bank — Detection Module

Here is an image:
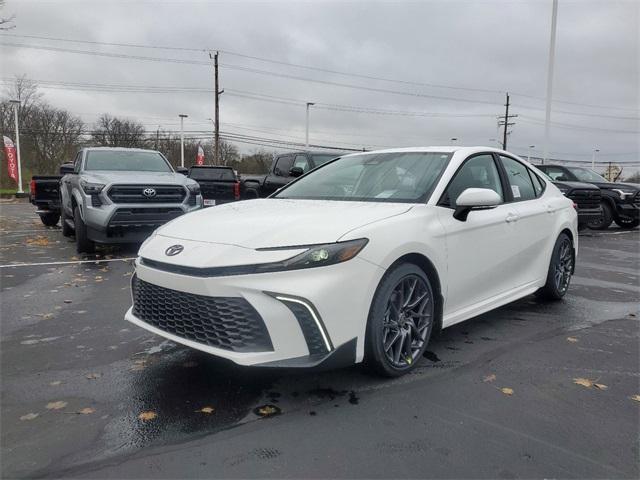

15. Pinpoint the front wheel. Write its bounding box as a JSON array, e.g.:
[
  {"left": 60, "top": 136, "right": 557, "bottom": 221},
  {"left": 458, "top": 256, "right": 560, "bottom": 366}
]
[
  {"left": 614, "top": 217, "right": 639, "bottom": 229},
  {"left": 537, "top": 233, "right": 574, "bottom": 300},
  {"left": 365, "top": 263, "right": 435, "bottom": 377},
  {"left": 39, "top": 212, "right": 60, "bottom": 227},
  {"left": 588, "top": 202, "right": 613, "bottom": 230},
  {"left": 73, "top": 206, "right": 95, "bottom": 254}
]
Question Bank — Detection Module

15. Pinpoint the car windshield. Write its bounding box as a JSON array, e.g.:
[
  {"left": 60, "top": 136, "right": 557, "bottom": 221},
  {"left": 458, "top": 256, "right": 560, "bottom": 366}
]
[
  {"left": 85, "top": 151, "right": 173, "bottom": 172},
  {"left": 274, "top": 151, "right": 451, "bottom": 203},
  {"left": 189, "top": 167, "right": 235, "bottom": 181},
  {"left": 567, "top": 167, "right": 608, "bottom": 183},
  {"left": 311, "top": 154, "right": 340, "bottom": 167}
]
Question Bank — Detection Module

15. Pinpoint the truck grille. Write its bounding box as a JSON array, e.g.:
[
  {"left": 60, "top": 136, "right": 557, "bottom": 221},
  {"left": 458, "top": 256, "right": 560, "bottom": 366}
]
[
  {"left": 634, "top": 193, "right": 640, "bottom": 207},
  {"left": 567, "top": 189, "right": 601, "bottom": 210},
  {"left": 132, "top": 276, "right": 273, "bottom": 352},
  {"left": 108, "top": 185, "right": 186, "bottom": 204}
]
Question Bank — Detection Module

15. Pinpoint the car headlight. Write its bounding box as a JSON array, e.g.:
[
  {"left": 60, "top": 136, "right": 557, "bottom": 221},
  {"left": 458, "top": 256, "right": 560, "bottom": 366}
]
[
  {"left": 81, "top": 181, "right": 105, "bottom": 195},
  {"left": 186, "top": 184, "right": 201, "bottom": 195},
  {"left": 612, "top": 188, "right": 635, "bottom": 199},
  {"left": 258, "top": 238, "right": 369, "bottom": 272}
]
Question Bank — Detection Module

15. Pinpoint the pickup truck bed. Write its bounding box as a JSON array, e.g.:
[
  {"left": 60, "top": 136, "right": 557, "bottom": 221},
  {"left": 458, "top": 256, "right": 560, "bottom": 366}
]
[{"left": 30, "top": 175, "right": 62, "bottom": 226}]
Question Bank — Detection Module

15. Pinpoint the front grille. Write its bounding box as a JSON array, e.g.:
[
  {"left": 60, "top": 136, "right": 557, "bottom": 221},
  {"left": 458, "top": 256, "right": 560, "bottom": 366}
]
[
  {"left": 567, "top": 189, "right": 601, "bottom": 209},
  {"left": 108, "top": 185, "right": 186, "bottom": 204},
  {"left": 132, "top": 276, "right": 273, "bottom": 352},
  {"left": 634, "top": 193, "right": 640, "bottom": 207}
]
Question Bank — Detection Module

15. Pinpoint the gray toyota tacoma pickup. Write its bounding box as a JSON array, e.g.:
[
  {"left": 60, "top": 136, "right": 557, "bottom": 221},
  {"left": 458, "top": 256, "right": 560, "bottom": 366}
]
[{"left": 60, "top": 147, "right": 202, "bottom": 253}]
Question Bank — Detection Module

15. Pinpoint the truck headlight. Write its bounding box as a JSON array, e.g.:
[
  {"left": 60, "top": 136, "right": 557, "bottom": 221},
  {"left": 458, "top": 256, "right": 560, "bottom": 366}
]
[
  {"left": 81, "top": 181, "right": 105, "bottom": 195},
  {"left": 258, "top": 238, "right": 369, "bottom": 272},
  {"left": 556, "top": 185, "right": 569, "bottom": 195},
  {"left": 186, "top": 184, "right": 201, "bottom": 195}
]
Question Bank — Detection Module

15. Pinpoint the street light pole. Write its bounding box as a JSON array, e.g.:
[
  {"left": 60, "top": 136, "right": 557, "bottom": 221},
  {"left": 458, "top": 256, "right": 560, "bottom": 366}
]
[
  {"left": 179, "top": 114, "right": 188, "bottom": 167},
  {"left": 10, "top": 100, "right": 23, "bottom": 194},
  {"left": 591, "top": 148, "right": 600, "bottom": 170},
  {"left": 528, "top": 145, "right": 535, "bottom": 162},
  {"left": 543, "top": 0, "right": 558, "bottom": 163},
  {"left": 305, "top": 102, "right": 314, "bottom": 148}
]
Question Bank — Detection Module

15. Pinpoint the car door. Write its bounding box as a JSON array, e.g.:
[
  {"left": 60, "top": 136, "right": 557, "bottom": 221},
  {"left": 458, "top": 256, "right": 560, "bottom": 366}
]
[
  {"left": 61, "top": 152, "right": 81, "bottom": 215},
  {"left": 436, "top": 153, "right": 522, "bottom": 318},
  {"left": 263, "top": 154, "right": 294, "bottom": 195},
  {"left": 499, "top": 155, "right": 559, "bottom": 285}
]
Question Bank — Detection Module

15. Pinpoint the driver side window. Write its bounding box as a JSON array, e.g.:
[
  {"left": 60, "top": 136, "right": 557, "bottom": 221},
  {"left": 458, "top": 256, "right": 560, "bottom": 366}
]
[{"left": 442, "top": 154, "right": 503, "bottom": 208}]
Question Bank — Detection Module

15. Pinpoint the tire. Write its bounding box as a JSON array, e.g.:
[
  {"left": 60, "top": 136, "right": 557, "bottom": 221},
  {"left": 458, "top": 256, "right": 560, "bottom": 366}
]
[
  {"left": 61, "top": 208, "right": 73, "bottom": 237},
  {"left": 588, "top": 201, "right": 613, "bottom": 230},
  {"left": 537, "top": 233, "right": 574, "bottom": 301},
  {"left": 244, "top": 187, "right": 259, "bottom": 199},
  {"left": 365, "top": 263, "right": 435, "bottom": 377},
  {"left": 73, "top": 206, "right": 95, "bottom": 254},
  {"left": 614, "top": 217, "right": 639, "bottom": 229},
  {"left": 39, "top": 212, "right": 60, "bottom": 227}
]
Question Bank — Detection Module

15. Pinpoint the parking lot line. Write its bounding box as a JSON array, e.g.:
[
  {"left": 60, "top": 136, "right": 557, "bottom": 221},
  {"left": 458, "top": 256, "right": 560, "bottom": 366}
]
[{"left": 0, "top": 257, "right": 136, "bottom": 268}]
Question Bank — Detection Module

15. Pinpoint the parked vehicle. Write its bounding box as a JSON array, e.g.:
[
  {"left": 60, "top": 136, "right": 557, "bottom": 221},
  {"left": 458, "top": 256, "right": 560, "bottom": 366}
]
[
  {"left": 241, "top": 151, "right": 342, "bottom": 198},
  {"left": 188, "top": 165, "right": 240, "bottom": 207},
  {"left": 29, "top": 162, "right": 74, "bottom": 227},
  {"left": 538, "top": 176, "right": 602, "bottom": 230},
  {"left": 538, "top": 165, "right": 639, "bottom": 229},
  {"left": 126, "top": 147, "right": 577, "bottom": 377},
  {"left": 61, "top": 147, "right": 202, "bottom": 253}
]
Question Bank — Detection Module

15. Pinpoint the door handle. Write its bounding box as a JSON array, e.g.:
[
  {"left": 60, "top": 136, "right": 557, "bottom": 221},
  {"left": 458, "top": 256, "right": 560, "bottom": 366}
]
[
  {"left": 505, "top": 212, "right": 520, "bottom": 223},
  {"left": 546, "top": 204, "right": 555, "bottom": 214}
]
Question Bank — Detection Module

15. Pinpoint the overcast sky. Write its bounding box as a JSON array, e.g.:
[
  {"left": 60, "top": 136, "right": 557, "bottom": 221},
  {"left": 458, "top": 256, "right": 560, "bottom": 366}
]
[{"left": 1, "top": 0, "right": 638, "bottom": 167}]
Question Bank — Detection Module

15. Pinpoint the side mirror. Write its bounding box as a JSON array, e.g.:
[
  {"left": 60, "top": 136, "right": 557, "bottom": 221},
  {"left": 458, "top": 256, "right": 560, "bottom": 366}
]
[
  {"left": 453, "top": 188, "right": 502, "bottom": 221},
  {"left": 289, "top": 166, "right": 304, "bottom": 178},
  {"left": 176, "top": 166, "right": 188, "bottom": 175},
  {"left": 59, "top": 163, "right": 75, "bottom": 175}
]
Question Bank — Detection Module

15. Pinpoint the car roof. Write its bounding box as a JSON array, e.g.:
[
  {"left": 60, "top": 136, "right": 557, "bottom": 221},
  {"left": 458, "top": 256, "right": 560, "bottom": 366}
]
[
  {"left": 341, "top": 146, "right": 513, "bottom": 157},
  {"left": 82, "top": 147, "right": 161, "bottom": 153}
]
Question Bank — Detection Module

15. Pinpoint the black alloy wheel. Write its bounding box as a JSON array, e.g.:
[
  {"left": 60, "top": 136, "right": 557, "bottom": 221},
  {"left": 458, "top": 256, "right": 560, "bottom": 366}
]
[{"left": 553, "top": 236, "right": 574, "bottom": 296}]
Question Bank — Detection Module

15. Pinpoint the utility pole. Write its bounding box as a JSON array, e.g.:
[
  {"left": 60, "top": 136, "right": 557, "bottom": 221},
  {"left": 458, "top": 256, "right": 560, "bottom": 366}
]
[
  {"left": 211, "top": 51, "right": 224, "bottom": 164},
  {"left": 498, "top": 93, "right": 517, "bottom": 151},
  {"left": 9, "top": 100, "right": 23, "bottom": 194},
  {"left": 591, "top": 148, "right": 600, "bottom": 170},
  {"left": 305, "top": 102, "right": 315, "bottom": 148},
  {"left": 543, "top": 0, "right": 559, "bottom": 163},
  {"left": 179, "top": 114, "right": 188, "bottom": 167},
  {"left": 155, "top": 126, "right": 160, "bottom": 151},
  {"left": 528, "top": 145, "right": 535, "bottom": 162}
]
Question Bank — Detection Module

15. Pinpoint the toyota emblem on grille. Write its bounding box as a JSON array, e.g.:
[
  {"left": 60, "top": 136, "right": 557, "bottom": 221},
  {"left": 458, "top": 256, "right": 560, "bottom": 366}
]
[
  {"left": 165, "top": 245, "right": 184, "bottom": 256},
  {"left": 143, "top": 188, "right": 157, "bottom": 198}
]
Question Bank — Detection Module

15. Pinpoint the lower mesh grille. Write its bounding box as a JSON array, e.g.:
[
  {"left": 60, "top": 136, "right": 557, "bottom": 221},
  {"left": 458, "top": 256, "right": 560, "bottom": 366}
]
[{"left": 132, "top": 276, "right": 273, "bottom": 352}]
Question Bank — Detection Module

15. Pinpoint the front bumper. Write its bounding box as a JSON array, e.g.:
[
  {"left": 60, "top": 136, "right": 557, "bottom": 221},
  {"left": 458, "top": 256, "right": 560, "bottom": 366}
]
[
  {"left": 576, "top": 206, "right": 603, "bottom": 225},
  {"left": 125, "top": 255, "right": 383, "bottom": 367}
]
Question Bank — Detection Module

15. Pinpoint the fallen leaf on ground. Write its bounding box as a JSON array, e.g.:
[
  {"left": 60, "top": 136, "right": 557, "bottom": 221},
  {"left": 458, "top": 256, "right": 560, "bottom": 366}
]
[
  {"left": 253, "top": 404, "right": 281, "bottom": 417},
  {"left": 197, "top": 406, "right": 215, "bottom": 414},
  {"left": 574, "top": 378, "right": 594, "bottom": 388},
  {"left": 46, "top": 401, "right": 68, "bottom": 410},
  {"left": 86, "top": 373, "right": 101, "bottom": 379},
  {"left": 78, "top": 407, "right": 95, "bottom": 415},
  {"left": 501, "top": 388, "right": 514, "bottom": 396},
  {"left": 26, "top": 236, "right": 49, "bottom": 246},
  {"left": 594, "top": 383, "right": 608, "bottom": 390},
  {"left": 483, "top": 374, "right": 496, "bottom": 383},
  {"left": 138, "top": 411, "right": 157, "bottom": 422},
  {"left": 630, "top": 395, "right": 640, "bottom": 402},
  {"left": 566, "top": 337, "right": 579, "bottom": 343},
  {"left": 50, "top": 381, "right": 62, "bottom": 386},
  {"left": 20, "top": 413, "right": 39, "bottom": 421}
]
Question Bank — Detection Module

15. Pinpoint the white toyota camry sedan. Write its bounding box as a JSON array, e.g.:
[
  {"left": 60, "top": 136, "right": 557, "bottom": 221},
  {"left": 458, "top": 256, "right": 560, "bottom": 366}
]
[{"left": 126, "top": 147, "right": 577, "bottom": 376}]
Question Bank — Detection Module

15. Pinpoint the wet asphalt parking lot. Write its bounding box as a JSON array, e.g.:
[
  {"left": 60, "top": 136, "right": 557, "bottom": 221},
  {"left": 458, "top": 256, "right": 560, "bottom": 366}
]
[{"left": 1, "top": 199, "right": 638, "bottom": 479}]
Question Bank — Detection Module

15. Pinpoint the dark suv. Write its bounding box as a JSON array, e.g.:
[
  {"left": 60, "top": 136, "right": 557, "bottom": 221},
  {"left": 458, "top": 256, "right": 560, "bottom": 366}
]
[{"left": 538, "top": 165, "right": 639, "bottom": 229}]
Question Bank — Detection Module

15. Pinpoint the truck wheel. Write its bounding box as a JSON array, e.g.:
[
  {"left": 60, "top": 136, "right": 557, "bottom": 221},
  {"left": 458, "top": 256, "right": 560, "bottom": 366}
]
[
  {"left": 587, "top": 202, "right": 613, "bottom": 230},
  {"left": 74, "top": 206, "right": 95, "bottom": 254},
  {"left": 61, "top": 208, "right": 73, "bottom": 237},
  {"left": 614, "top": 217, "right": 639, "bottom": 229},
  {"left": 537, "top": 233, "right": 574, "bottom": 301},
  {"left": 244, "top": 187, "right": 259, "bottom": 199},
  {"left": 39, "top": 212, "right": 60, "bottom": 227}
]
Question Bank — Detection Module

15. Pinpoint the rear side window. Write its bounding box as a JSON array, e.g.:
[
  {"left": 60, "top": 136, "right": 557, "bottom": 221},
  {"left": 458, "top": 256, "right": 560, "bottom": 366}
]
[
  {"left": 442, "top": 154, "right": 503, "bottom": 207},
  {"left": 500, "top": 156, "right": 536, "bottom": 201},
  {"left": 531, "top": 171, "right": 546, "bottom": 197}
]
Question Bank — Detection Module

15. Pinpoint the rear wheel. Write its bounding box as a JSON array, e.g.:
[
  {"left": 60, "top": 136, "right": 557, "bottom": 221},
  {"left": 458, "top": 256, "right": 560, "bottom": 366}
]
[
  {"left": 614, "top": 216, "right": 639, "bottom": 229},
  {"left": 39, "top": 212, "right": 60, "bottom": 227},
  {"left": 365, "top": 263, "right": 435, "bottom": 377},
  {"left": 588, "top": 201, "right": 613, "bottom": 230},
  {"left": 537, "top": 233, "right": 574, "bottom": 300},
  {"left": 73, "top": 206, "right": 95, "bottom": 254}
]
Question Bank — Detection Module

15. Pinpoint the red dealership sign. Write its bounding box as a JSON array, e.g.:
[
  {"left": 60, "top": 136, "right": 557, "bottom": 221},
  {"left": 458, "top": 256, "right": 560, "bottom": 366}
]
[
  {"left": 3, "top": 136, "right": 18, "bottom": 183},
  {"left": 196, "top": 145, "right": 205, "bottom": 166}
]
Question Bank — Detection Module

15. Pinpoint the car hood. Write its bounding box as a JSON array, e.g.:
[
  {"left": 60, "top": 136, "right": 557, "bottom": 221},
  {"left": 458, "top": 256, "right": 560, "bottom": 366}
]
[
  {"left": 81, "top": 171, "right": 195, "bottom": 186},
  {"left": 585, "top": 181, "right": 639, "bottom": 192},
  {"left": 155, "top": 198, "right": 414, "bottom": 249},
  {"left": 553, "top": 181, "right": 599, "bottom": 190}
]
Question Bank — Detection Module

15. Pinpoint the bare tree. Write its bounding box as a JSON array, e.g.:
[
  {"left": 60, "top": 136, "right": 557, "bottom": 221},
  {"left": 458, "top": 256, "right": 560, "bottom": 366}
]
[
  {"left": 92, "top": 114, "right": 148, "bottom": 148},
  {"left": 0, "top": 1, "right": 15, "bottom": 30},
  {"left": 30, "top": 105, "right": 84, "bottom": 174},
  {"left": 217, "top": 139, "right": 240, "bottom": 166}
]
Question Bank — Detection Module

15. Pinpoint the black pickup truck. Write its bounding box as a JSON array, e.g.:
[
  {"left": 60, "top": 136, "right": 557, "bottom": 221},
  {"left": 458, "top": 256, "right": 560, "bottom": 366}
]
[
  {"left": 538, "top": 165, "right": 639, "bottom": 229},
  {"left": 29, "top": 163, "right": 74, "bottom": 226},
  {"left": 188, "top": 165, "right": 240, "bottom": 207},
  {"left": 241, "top": 151, "right": 342, "bottom": 198}
]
